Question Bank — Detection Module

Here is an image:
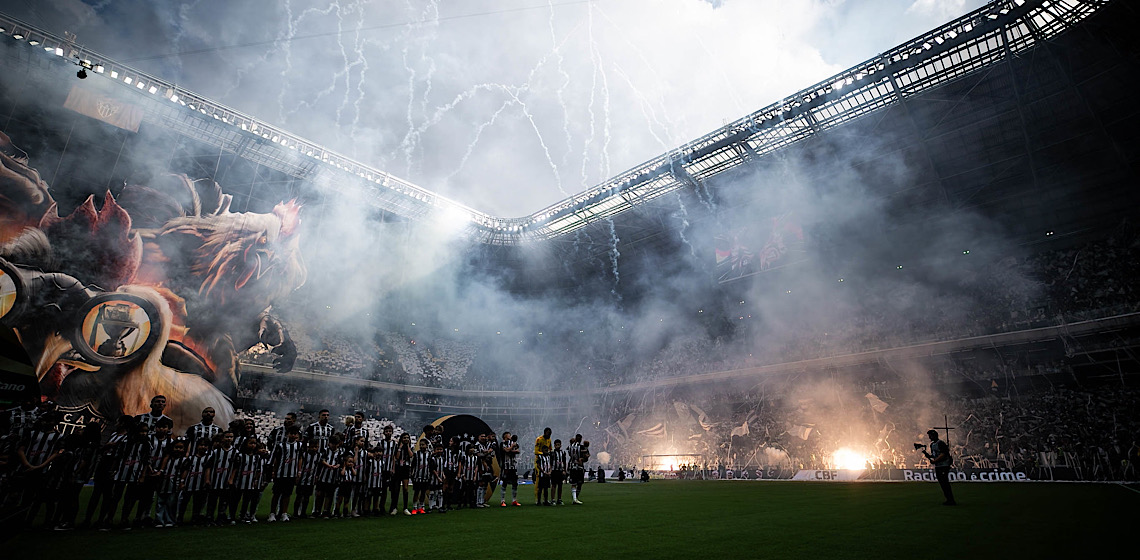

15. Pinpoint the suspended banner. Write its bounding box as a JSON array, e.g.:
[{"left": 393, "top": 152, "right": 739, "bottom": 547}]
[{"left": 64, "top": 85, "right": 144, "bottom": 132}]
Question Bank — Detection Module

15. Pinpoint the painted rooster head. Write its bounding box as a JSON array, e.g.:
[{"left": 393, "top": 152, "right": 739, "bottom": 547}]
[{"left": 160, "top": 200, "right": 306, "bottom": 309}]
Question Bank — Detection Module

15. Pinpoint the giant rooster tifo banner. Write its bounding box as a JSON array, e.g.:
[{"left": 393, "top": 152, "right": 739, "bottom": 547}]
[
  {"left": 0, "top": 130, "right": 306, "bottom": 434},
  {"left": 714, "top": 212, "right": 806, "bottom": 283}
]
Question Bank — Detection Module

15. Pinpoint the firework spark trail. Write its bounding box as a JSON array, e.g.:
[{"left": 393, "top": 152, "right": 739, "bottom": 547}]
[
  {"left": 547, "top": 0, "right": 575, "bottom": 173},
  {"left": 674, "top": 192, "right": 696, "bottom": 257},
  {"left": 592, "top": 3, "right": 718, "bottom": 215},
  {"left": 330, "top": 0, "right": 357, "bottom": 145},
  {"left": 417, "top": 1, "right": 441, "bottom": 135},
  {"left": 445, "top": 99, "right": 516, "bottom": 181},
  {"left": 168, "top": 0, "right": 203, "bottom": 76},
  {"left": 281, "top": 2, "right": 345, "bottom": 123},
  {"left": 347, "top": 1, "right": 377, "bottom": 156},
  {"left": 608, "top": 218, "right": 621, "bottom": 302},
  {"left": 397, "top": 0, "right": 435, "bottom": 177}
]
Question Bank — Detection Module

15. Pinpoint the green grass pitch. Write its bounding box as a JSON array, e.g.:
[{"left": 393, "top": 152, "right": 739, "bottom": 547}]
[{"left": 7, "top": 480, "right": 1137, "bottom": 559}]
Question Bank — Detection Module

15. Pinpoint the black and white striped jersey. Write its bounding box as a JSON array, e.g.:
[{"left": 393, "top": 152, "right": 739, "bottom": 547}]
[
  {"left": 5, "top": 406, "right": 37, "bottom": 437},
  {"left": 113, "top": 439, "right": 152, "bottom": 482},
  {"left": 135, "top": 412, "right": 171, "bottom": 434},
  {"left": 149, "top": 436, "right": 173, "bottom": 469},
  {"left": 501, "top": 446, "right": 519, "bottom": 471},
  {"left": 306, "top": 422, "right": 335, "bottom": 450},
  {"left": 441, "top": 448, "right": 460, "bottom": 473},
  {"left": 19, "top": 428, "right": 60, "bottom": 470},
  {"left": 411, "top": 450, "right": 435, "bottom": 483},
  {"left": 158, "top": 456, "right": 184, "bottom": 493},
  {"left": 567, "top": 442, "right": 584, "bottom": 470},
  {"left": 375, "top": 439, "right": 398, "bottom": 472},
  {"left": 210, "top": 446, "right": 238, "bottom": 488},
  {"left": 270, "top": 441, "right": 302, "bottom": 479},
  {"left": 231, "top": 452, "right": 266, "bottom": 490},
  {"left": 298, "top": 451, "right": 320, "bottom": 486},
  {"left": 550, "top": 449, "right": 569, "bottom": 471},
  {"left": 345, "top": 426, "right": 369, "bottom": 446},
  {"left": 536, "top": 454, "right": 552, "bottom": 476},
  {"left": 317, "top": 447, "right": 343, "bottom": 484},
  {"left": 185, "top": 422, "right": 221, "bottom": 448},
  {"left": 367, "top": 451, "right": 383, "bottom": 488},
  {"left": 181, "top": 454, "right": 211, "bottom": 492},
  {"left": 70, "top": 442, "right": 99, "bottom": 484},
  {"left": 340, "top": 463, "right": 358, "bottom": 484},
  {"left": 460, "top": 453, "right": 480, "bottom": 481}
]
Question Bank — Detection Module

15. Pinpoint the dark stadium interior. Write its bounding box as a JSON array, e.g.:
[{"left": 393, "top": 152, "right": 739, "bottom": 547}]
[{"left": 1, "top": 3, "right": 1139, "bottom": 540}]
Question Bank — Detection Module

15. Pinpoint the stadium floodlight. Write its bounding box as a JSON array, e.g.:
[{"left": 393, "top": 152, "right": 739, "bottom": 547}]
[
  {"left": 55, "top": 47, "right": 64, "bottom": 56},
  {"left": 12, "top": 33, "right": 23, "bottom": 40},
  {"left": 148, "top": 85, "right": 157, "bottom": 94},
  {"left": 28, "top": 39, "right": 39, "bottom": 45},
  {"left": 123, "top": 76, "right": 132, "bottom": 84},
  {"left": 94, "top": 65, "right": 104, "bottom": 73},
  {"left": 169, "top": 94, "right": 179, "bottom": 103}
]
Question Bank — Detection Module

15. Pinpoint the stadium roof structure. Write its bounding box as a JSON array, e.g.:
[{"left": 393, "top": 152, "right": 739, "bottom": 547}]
[{"left": 0, "top": 0, "right": 1113, "bottom": 245}]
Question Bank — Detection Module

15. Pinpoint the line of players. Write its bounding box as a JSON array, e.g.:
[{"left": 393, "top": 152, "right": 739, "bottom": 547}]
[{"left": 1, "top": 396, "right": 591, "bottom": 531}]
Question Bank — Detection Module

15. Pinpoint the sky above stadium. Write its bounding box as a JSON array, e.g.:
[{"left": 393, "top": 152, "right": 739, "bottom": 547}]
[{"left": 11, "top": 0, "right": 984, "bottom": 217}]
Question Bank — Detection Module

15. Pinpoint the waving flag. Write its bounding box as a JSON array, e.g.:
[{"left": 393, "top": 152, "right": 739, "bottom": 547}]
[
  {"left": 636, "top": 422, "right": 666, "bottom": 437},
  {"left": 865, "top": 393, "right": 889, "bottom": 413}
]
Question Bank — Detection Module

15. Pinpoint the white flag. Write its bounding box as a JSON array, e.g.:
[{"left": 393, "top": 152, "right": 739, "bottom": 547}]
[{"left": 730, "top": 421, "right": 750, "bottom": 438}]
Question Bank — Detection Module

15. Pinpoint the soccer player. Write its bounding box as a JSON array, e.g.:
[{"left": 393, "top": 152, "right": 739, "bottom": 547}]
[
  {"left": 410, "top": 438, "right": 434, "bottom": 514},
  {"left": 306, "top": 409, "right": 335, "bottom": 451},
  {"left": 348, "top": 435, "right": 368, "bottom": 516},
  {"left": 346, "top": 412, "right": 369, "bottom": 445},
  {"left": 229, "top": 436, "right": 266, "bottom": 523},
  {"left": 207, "top": 430, "right": 238, "bottom": 525},
  {"left": 294, "top": 439, "right": 320, "bottom": 519},
  {"left": 54, "top": 420, "right": 101, "bottom": 531},
  {"left": 268, "top": 426, "right": 302, "bottom": 522},
  {"left": 569, "top": 435, "right": 588, "bottom": 505},
  {"left": 83, "top": 415, "right": 131, "bottom": 527},
  {"left": 179, "top": 438, "right": 212, "bottom": 523},
  {"left": 536, "top": 449, "right": 552, "bottom": 506},
  {"left": 154, "top": 438, "right": 186, "bottom": 527},
  {"left": 534, "top": 427, "right": 552, "bottom": 503},
  {"left": 499, "top": 432, "right": 521, "bottom": 507},
  {"left": 136, "top": 417, "right": 174, "bottom": 526},
  {"left": 337, "top": 455, "right": 358, "bottom": 518},
  {"left": 459, "top": 443, "right": 480, "bottom": 509},
  {"left": 366, "top": 439, "right": 384, "bottom": 515},
  {"left": 475, "top": 433, "right": 493, "bottom": 508},
  {"left": 98, "top": 420, "right": 152, "bottom": 529},
  {"left": 134, "top": 395, "right": 171, "bottom": 434},
  {"left": 395, "top": 432, "right": 414, "bottom": 515},
  {"left": 185, "top": 407, "right": 221, "bottom": 450},
  {"left": 376, "top": 424, "right": 399, "bottom": 515},
  {"left": 267, "top": 412, "right": 297, "bottom": 451},
  {"left": 15, "top": 411, "right": 63, "bottom": 522},
  {"left": 315, "top": 433, "right": 344, "bottom": 518},
  {"left": 441, "top": 437, "right": 460, "bottom": 511},
  {"left": 430, "top": 439, "right": 446, "bottom": 513},
  {"left": 550, "top": 439, "right": 568, "bottom": 505}
]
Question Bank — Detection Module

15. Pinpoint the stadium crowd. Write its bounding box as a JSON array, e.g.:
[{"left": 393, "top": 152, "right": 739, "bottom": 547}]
[{"left": 238, "top": 235, "right": 1140, "bottom": 392}]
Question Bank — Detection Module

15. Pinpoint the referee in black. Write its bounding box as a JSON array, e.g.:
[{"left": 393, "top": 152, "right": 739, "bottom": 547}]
[{"left": 923, "top": 429, "right": 956, "bottom": 506}]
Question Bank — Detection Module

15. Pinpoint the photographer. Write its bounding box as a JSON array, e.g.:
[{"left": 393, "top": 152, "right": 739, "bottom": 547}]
[{"left": 920, "top": 429, "right": 956, "bottom": 506}]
